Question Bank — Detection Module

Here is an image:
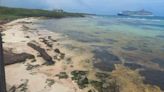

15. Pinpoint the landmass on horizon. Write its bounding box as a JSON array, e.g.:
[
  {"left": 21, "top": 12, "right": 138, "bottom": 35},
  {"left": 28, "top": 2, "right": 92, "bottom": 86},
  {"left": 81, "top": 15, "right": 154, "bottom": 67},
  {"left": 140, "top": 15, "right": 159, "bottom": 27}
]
[{"left": 117, "top": 9, "right": 154, "bottom": 17}]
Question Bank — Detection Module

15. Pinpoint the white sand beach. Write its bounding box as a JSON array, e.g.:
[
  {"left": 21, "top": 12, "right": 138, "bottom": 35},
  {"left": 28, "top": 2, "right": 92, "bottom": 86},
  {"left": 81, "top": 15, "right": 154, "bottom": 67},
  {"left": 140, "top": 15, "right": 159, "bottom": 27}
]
[{"left": 2, "top": 18, "right": 94, "bottom": 92}]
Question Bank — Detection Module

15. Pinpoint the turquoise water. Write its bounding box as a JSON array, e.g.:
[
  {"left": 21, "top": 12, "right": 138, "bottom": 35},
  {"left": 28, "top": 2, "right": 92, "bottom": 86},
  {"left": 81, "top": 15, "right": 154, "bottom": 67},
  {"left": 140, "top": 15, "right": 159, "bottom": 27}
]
[{"left": 38, "top": 16, "right": 164, "bottom": 89}]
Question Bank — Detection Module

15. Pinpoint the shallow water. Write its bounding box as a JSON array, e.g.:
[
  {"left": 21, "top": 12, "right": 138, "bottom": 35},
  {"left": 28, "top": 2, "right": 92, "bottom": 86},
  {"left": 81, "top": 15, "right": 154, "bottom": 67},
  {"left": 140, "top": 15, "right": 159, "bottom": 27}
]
[{"left": 38, "top": 16, "right": 164, "bottom": 89}]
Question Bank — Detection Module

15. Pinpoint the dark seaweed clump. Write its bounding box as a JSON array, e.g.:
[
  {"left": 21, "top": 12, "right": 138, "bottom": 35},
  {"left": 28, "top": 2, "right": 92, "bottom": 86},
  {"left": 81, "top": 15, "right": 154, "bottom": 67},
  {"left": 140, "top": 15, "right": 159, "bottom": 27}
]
[
  {"left": 90, "top": 72, "right": 120, "bottom": 92},
  {"left": 140, "top": 69, "right": 164, "bottom": 90},
  {"left": 71, "top": 70, "right": 89, "bottom": 89},
  {"left": 93, "top": 49, "right": 121, "bottom": 71}
]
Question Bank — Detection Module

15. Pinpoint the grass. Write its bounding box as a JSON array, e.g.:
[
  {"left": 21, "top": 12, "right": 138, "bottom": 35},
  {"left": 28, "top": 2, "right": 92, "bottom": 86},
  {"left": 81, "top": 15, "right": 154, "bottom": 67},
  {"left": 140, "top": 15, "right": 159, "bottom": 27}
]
[{"left": 0, "top": 6, "right": 85, "bottom": 21}]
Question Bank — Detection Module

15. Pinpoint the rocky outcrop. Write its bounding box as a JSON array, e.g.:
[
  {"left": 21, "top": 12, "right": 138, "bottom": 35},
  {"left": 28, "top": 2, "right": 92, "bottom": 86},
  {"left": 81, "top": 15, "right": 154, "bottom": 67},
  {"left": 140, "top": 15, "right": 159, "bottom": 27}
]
[
  {"left": 27, "top": 41, "right": 55, "bottom": 65},
  {"left": 4, "top": 50, "right": 35, "bottom": 65}
]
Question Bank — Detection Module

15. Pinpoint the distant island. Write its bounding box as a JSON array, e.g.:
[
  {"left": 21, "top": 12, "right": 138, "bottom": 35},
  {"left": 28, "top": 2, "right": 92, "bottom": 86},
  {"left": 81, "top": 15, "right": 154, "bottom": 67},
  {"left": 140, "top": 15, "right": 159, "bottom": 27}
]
[{"left": 117, "top": 9, "right": 154, "bottom": 17}]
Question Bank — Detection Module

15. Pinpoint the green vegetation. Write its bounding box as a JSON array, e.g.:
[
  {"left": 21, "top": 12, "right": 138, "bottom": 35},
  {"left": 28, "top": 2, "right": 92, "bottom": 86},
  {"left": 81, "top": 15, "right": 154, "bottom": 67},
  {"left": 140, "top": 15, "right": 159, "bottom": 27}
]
[{"left": 0, "top": 6, "right": 84, "bottom": 20}]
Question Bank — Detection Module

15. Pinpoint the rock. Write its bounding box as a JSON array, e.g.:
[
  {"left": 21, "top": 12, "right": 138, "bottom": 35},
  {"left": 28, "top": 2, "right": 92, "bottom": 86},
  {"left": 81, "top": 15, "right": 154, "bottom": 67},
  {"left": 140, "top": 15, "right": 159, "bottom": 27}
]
[
  {"left": 27, "top": 42, "right": 55, "bottom": 65},
  {"left": 56, "top": 72, "right": 69, "bottom": 79},
  {"left": 26, "top": 64, "right": 40, "bottom": 70},
  {"left": 25, "top": 36, "right": 30, "bottom": 38},
  {"left": 45, "top": 79, "right": 55, "bottom": 87},
  {"left": 8, "top": 86, "right": 16, "bottom": 92},
  {"left": 54, "top": 49, "right": 60, "bottom": 53},
  {"left": 17, "top": 79, "right": 29, "bottom": 92},
  {"left": 88, "top": 89, "right": 96, "bottom": 92},
  {"left": 4, "top": 50, "right": 35, "bottom": 65},
  {"left": 41, "top": 38, "right": 53, "bottom": 48},
  {"left": 31, "top": 59, "right": 36, "bottom": 63},
  {"left": 60, "top": 53, "right": 65, "bottom": 59}
]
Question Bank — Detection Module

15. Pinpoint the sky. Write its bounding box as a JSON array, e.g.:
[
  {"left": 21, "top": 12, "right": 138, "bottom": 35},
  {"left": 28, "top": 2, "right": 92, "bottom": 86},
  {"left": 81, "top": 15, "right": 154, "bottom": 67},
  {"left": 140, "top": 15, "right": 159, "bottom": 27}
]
[{"left": 0, "top": 0, "right": 164, "bottom": 16}]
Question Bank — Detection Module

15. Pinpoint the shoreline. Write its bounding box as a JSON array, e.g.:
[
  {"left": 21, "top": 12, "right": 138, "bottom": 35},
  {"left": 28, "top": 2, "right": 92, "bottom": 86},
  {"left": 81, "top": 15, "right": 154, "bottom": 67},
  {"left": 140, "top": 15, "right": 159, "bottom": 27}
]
[
  {"left": 2, "top": 18, "right": 162, "bottom": 92},
  {"left": 2, "top": 17, "right": 94, "bottom": 92}
]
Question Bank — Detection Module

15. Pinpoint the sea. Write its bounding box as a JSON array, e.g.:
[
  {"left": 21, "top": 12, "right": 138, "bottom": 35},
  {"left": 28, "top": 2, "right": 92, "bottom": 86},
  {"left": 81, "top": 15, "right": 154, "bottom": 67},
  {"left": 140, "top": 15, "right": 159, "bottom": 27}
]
[{"left": 37, "top": 15, "right": 164, "bottom": 89}]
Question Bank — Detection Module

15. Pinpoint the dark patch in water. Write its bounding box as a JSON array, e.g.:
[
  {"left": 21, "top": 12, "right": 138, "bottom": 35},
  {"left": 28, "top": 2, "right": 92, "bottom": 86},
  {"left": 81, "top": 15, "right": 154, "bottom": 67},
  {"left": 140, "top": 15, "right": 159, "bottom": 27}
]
[
  {"left": 124, "top": 63, "right": 144, "bottom": 70},
  {"left": 156, "top": 35, "right": 164, "bottom": 39},
  {"left": 122, "top": 46, "right": 138, "bottom": 51},
  {"left": 151, "top": 58, "right": 164, "bottom": 68},
  {"left": 123, "top": 56, "right": 140, "bottom": 62},
  {"left": 94, "top": 32, "right": 107, "bottom": 34},
  {"left": 141, "top": 48, "right": 153, "bottom": 53},
  {"left": 94, "top": 62, "right": 115, "bottom": 72},
  {"left": 93, "top": 49, "right": 121, "bottom": 71},
  {"left": 105, "top": 38, "right": 118, "bottom": 44},
  {"left": 97, "top": 20, "right": 113, "bottom": 26},
  {"left": 65, "top": 31, "right": 101, "bottom": 43},
  {"left": 91, "top": 45, "right": 112, "bottom": 50},
  {"left": 140, "top": 69, "right": 164, "bottom": 90}
]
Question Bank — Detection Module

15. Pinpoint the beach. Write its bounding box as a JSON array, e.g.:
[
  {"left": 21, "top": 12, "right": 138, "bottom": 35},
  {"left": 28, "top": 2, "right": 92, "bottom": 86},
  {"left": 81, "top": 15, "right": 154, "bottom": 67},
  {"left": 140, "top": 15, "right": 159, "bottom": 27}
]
[
  {"left": 2, "top": 18, "right": 94, "bottom": 92},
  {"left": 1, "top": 17, "right": 163, "bottom": 92}
]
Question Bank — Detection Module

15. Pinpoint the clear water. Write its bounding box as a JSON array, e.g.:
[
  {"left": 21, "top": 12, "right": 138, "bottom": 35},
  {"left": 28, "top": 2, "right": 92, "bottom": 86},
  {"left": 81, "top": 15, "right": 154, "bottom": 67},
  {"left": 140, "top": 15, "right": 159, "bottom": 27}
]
[{"left": 38, "top": 16, "right": 164, "bottom": 89}]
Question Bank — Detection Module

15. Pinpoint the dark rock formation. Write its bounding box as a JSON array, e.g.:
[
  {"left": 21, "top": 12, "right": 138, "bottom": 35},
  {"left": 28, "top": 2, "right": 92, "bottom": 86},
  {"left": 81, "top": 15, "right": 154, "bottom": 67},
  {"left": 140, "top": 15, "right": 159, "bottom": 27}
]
[
  {"left": 40, "top": 37, "right": 53, "bottom": 48},
  {"left": 56, "top": 72, "right": 69, "bottom": 79},
  {"left": 27, "top": 42, "right": 55, "bottom": 65},
  {"left": 54, "top": 49, "right": 60, "bottom": 53},
  {"left": 4, "top": 50, "right": 35, "bottom": 65},
  {"left": 26, "top": 63, "right": 40, "bottom": 70},
  {"left": 45, "top": 79, "right": 55, "bottom": 87}
]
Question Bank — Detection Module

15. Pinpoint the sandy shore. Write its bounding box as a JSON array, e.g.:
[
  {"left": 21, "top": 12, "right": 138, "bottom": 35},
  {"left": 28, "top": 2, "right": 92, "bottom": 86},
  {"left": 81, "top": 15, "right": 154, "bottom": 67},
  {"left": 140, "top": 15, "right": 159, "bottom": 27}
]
[
  {"left": 1, "top": 18, "right": 162, "bottom": 92},
  {"left": 2, "top": 18, "right": 94, "bottom": 92}
]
